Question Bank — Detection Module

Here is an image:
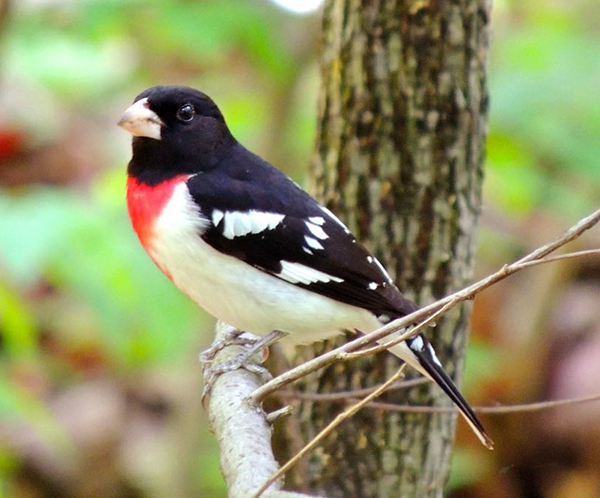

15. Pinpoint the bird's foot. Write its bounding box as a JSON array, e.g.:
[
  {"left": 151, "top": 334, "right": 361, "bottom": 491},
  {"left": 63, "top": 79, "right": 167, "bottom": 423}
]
[
  {"left": 201, "top": 330, "right": 287, "bottom": 406},
  {"left": 199, "top": 329, "right": 259, "bottom": 363}
]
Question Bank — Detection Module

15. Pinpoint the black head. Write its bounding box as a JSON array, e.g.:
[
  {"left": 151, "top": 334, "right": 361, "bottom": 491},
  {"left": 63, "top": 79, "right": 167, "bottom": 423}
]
[{"left": 119, "top": 85, "right": 235, "bottom": 184}]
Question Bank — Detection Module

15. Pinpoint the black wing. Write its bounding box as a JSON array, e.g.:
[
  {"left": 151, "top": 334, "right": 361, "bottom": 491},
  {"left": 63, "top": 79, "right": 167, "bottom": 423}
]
[{"left": 186, "top": 144, "right": 417, "bottom": 319}]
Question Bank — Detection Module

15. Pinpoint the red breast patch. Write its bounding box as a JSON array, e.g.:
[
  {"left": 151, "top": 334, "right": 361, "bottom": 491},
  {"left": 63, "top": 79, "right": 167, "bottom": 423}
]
[{"left": 126, "top": 175, "right": 189, "bottom": 250}]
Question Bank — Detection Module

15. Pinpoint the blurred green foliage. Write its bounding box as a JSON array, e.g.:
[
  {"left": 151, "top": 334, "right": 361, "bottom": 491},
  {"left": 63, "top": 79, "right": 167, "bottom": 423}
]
[
  {"left": 486, "top": 2, "right": 600, "bottom": 218},
  {"left": 0, "top": 0, "right": 599, "bottom": 496}
]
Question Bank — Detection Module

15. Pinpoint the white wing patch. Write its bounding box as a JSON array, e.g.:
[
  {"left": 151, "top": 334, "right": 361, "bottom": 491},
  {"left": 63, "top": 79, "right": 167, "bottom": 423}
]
[
  {"left": 220, "top": 211, "right": 285, "bottom": 240},
  {"left": 308, "top": 216, "right": 325, "bottom": 226},
  {"left": 428, "top": 343, "right": 443, "bottom": 367},
  {"left": 305, "top": 220, "right": 329, "bottom": 240},
  {"left": 304, "top": 235, "right": 324, "bottom": 251},
  {"left": 410, "top": 336, "right": 425, "bottom": 352},
  {"left": 278, "top": 261, "right": 343, "bottom": 285},
  {"left": 212, "top": 209, "right": 224, "bottom": 227}
]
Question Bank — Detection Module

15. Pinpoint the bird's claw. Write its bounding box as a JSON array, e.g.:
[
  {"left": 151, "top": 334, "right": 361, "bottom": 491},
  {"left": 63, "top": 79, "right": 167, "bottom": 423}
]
[
  {"left": 199, "top": 329, "right": 256, "bottom": 363},
  {"left": 201, "top": 349, "right": 273, "bottom": 407},
  {"left": 201, "top": 330, "right": 287, "bottom": 407}
]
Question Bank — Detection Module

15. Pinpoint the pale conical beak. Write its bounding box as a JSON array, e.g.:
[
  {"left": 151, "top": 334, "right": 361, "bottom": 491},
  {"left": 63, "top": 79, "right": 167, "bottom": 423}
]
[{"left": 118, "top": 97, "right": 164, "bottom": 140}]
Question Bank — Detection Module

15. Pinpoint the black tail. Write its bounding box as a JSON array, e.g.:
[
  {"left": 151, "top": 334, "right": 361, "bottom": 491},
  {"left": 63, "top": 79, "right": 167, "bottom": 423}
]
[{"left": 406, "top": 335, "right": 494, "bottom": 450}]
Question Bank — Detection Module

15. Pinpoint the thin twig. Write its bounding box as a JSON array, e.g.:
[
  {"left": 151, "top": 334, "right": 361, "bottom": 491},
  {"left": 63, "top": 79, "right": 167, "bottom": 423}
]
[
  {"left": 280, "top": 391, "right": 600, "bottom": 415},
  {"left": 266, "top": 405, "right": 294, "bottom": 424},
  {"left": 360, "top": 392, "right": 600, "bottom": 414},
  {"left": 277, "top": 377, "right": 429, "bottom": 402},
  {"left": 279, "top": 386, "right": 600, "bottom": 414},
  {"left": 340, "top": 298, "right": 458, "bottom": 361},
  {"left": 515, "top": 248, "right": 600, "bottom": 269},
  {"left": 252, "top": 365, "right": 407, "bottom": 498},
  {"left": 250, "top": 207, "right": 600, "bottom": 404}
]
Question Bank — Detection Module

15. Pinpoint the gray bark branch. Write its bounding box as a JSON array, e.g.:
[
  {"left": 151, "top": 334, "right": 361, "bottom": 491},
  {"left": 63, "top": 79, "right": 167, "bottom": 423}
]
[{"left": 204, "top": 322, "right": 319, "bottom": 498}]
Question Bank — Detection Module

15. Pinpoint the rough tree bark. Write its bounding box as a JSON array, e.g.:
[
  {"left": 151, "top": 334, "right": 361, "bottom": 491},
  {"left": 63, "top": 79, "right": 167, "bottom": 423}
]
[{"left": 290, "top": 1, "right": 491, "bottom": 496}]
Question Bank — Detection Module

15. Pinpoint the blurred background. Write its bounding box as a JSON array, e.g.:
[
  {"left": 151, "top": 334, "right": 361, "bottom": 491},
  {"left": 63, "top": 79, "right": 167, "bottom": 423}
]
[{"left": 0, "top": 0, "right": 599, "bottom": 497}]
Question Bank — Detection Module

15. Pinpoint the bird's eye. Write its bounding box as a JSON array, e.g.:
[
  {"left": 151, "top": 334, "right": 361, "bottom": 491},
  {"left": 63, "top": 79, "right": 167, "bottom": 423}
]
[{"left": 176, "top": 104, "right": 195, "bottom": 122}]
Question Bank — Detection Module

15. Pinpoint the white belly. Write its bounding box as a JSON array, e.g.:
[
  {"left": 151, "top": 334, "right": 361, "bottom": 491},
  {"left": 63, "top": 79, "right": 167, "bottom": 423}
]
[{"left": 148, "top": 183, "right": 381, "bottom": 344}]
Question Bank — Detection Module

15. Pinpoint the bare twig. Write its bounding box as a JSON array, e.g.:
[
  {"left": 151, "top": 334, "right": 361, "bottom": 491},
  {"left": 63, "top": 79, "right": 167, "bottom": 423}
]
[
  {"left": 279, "top": 386, "right": 600, "bottom": 415},
  {"left": 360, "top": 392, "right": 600, "bottom": 414},
  {"left": 514, "top": 248, "right": 600, "bottom": 269},
  {"left": 252, "top": 365, "right": 408, "bottom": 498},
  {"left": 266, "top": 405, "right": 294, "bottom": 424},
  {"left": 205, "top": 322, "right": 318, "bottom": 498},
  {"left": 277, "top": 377, "right": 429, "bottom": 402},
  {"left": 251, "top": 208, "right": 600, "bottom": 404},
  {"left": 340, "top": 298, "right": 458, "bottom": 361}
]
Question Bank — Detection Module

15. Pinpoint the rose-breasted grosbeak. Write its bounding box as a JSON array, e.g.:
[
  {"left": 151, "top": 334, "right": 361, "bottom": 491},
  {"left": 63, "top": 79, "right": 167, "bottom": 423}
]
[{"left": 118, "top": 85, "right": 493, "bottom": 449}]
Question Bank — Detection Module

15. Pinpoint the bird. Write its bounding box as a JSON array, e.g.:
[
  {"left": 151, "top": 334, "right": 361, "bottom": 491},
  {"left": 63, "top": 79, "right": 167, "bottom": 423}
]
[{"left": 118, "top": 85, "right": 493, "bottom": 450}]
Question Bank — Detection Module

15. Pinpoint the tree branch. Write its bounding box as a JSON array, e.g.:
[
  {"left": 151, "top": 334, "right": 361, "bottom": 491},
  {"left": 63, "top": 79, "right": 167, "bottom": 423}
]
[{"left": 204, "top": 322, "right": 319, "bottom": 498}]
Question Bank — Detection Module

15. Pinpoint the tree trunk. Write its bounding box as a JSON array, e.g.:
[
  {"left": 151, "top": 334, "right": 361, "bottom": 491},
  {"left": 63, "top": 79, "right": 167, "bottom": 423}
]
[{"left": 291, "top": 1, "right": 491, "bottom": 496}]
